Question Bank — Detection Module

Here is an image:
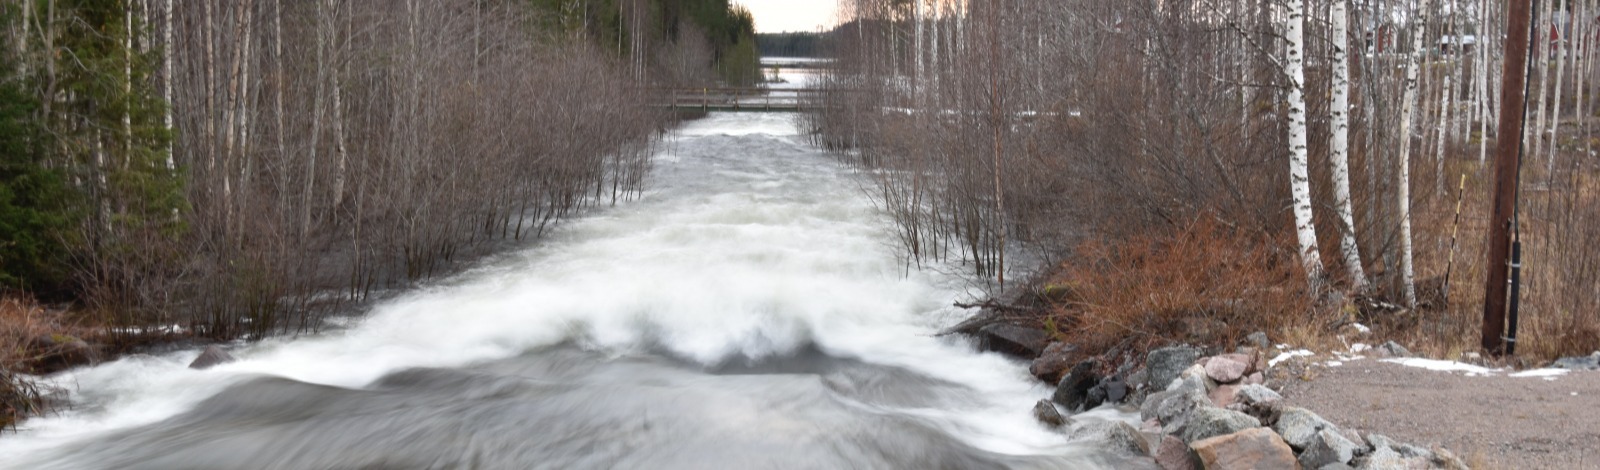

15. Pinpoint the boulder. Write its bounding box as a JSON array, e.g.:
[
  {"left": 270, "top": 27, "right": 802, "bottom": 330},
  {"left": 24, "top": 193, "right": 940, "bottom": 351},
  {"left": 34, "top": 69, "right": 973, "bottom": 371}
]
[
  {"left": 1205, "top": 356, "right": 1250, "bottom": 383},
  {"left": 1147, "top": 346, "right": 1204, "bottom": 391},
  {"left": 1274, "top": 407, "right": 1336, "bottom": 450},
  {"left": 1068, "top": 421, "right": 1151, "bottom": 456},
  {"left": 1103, "top": 376, "right": 1129, "bottom": 403},
  {"left": 1245, "top": 332, "right": 1271, "bottom": 350},
  {"left": 1553, "top": 351, "right": 1600, "bottom": 370},
  {"left": 1155, "top": 435, "right": 1196, "bottom": 470},
  {"left": 1208, "top": 383, "right": 1241, "bottom": 408},
  {"left": 1030, "top": 342, "right": 1078, "bottom": 383},
  {"left": 189, "top": 345, "right": 238, "bottom": 370},
  {"left": 977, "top": 324, "right": 1051, "bottom": 359},
  {"left": 32, "top": 333, "right": 99, "bottom": 369},
  {"left": 1142, "top": 388, "right": 1205, "bottom": 430},
  {"left": 1191, "top": 427, "right": 1299, "bottom": 470},
  {"left": 1179, "top": 407, "right": 1261, "bottom": 444},
  {"left": 1244, "top": 372, "right": 1265, "bottom": 385},
  {"left": 1318, "top": 464, "right": 1358, "bottom": 470},
  {"left": 1355, "top": 446, "right": 1412, "bottom": 470},
  {"left": 1374, "top": 341, "right": 1412, "bottom": 358},
  {"left": 1233, "top": 384, "right": 1282, "bottom": 407},
  {"left": 1052, "top": 360, "right": 1101, "bottom": 412},
  {"left": 1299, "top": 429, "right": 1361, "bottom": 469},
  {"left": 1033, "top": 399, "right": 1069, "bottom": 428},
  {"left": 1429, "top": 446, "right": 1470, "bottom": 470},
  {"left": 1227, "top": 384, "right": 1283, "bottom": 423}
]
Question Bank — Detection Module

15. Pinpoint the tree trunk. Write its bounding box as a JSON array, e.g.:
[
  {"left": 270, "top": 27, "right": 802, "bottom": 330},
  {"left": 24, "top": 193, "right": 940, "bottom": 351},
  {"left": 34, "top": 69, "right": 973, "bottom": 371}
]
[
  {"left": 1286, "top": 0, "right": 1324, "bottom": 284},
  {"left": 1396, "top": 0, "right": 1430, "bottom": 308},
  {"left": 1330, "top": 0, "right": 1365, "bottom": 290}
]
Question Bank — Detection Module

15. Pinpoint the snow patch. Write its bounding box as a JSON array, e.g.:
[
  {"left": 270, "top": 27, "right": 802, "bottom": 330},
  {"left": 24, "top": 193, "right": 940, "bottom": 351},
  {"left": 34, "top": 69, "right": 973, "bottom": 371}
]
[
  {"left": 1509, "top": 368, "right": 1569, "bottom": 379},
  {"left": 1380, "top": 358, "right": 1495, "bottom": 376},
  {"left": 1269, "top": 349, "right": 1314, "bottom": 367},
  {"left": 1350, "top": 323, "right": 1371, "bottom": 334}
]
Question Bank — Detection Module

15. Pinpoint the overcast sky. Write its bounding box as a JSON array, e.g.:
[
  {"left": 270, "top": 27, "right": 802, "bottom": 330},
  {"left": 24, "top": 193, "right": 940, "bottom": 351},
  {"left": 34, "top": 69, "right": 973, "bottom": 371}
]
[{"left": 736, "top": 0, "right": 837, "bottom": 33}]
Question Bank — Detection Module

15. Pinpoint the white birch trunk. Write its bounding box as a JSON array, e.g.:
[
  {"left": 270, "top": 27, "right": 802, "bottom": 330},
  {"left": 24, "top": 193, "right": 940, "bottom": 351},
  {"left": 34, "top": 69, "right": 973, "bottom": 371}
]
[
  {"left": 1396, "top": 0, "right": 1430, "bottom": 308},
  {"left": 1330, "top": 0, "right": 1365, "bottom": 290},
  {"left": 1286, "top": 0, "right": 1324, "bottom": 284},
  {"left": 1477, "top": 0, "right": 1491, "bottom": 164},
  {"left": 1435, "top": 74, "right": 1452, "bottom": 197},
  {"left": 1548, "top": 7, "right": 1569, "bottom": 174},
  {"left": 163, "top": 0, "right": 174, "bottom": 170},
  {"left": 1531, "top": 0, "right": 1552, "bottom": 159}
]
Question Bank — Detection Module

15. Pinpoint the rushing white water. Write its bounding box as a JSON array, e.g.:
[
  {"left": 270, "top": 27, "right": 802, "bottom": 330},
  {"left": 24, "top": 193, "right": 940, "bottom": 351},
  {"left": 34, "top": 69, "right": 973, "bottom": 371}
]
[{"left": 1, "top": 112, "right": 1141, "bottom": 469}]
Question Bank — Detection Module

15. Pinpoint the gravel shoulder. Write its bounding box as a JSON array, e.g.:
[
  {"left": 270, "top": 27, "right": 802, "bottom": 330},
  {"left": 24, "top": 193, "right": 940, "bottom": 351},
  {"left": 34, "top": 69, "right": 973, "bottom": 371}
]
[{"left": 1277, "top": 358, "right": 1600, "bottom": 469}]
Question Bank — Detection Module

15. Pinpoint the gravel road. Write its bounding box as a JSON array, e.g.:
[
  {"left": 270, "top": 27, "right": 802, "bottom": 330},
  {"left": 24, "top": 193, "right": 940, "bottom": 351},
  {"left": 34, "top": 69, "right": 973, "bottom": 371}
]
[{"left": 1277, "top": 358, "right": 1600, "bottom": 469}]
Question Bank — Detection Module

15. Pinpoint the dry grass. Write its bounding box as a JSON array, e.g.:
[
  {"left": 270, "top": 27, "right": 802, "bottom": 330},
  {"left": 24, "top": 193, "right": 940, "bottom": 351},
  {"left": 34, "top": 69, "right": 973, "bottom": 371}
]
[
  {"left": 1392, "top": 150, "right": 1600, "bottom": 364},
  {"left": 1041, "top": 215, "right": 1320, "bottom": 362},
  {"left": 0, "top": 296, "right": 77, "bottom": 431}
]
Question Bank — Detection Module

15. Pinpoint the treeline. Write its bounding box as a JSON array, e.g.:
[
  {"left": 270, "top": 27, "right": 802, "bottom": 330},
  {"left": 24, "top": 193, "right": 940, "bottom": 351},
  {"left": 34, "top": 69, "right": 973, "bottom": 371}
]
[
  {"left": 0, "top": 0, "right": 747, "bottom": 341},
  {"left": 757, "top": 32, "right": 825, "bottom": 57},
  {"left": 810, "top": 0, "right": 1600, "bottom": 358},
  {"left": 526, "top": 0, "right": 760, "bottom": 86}
]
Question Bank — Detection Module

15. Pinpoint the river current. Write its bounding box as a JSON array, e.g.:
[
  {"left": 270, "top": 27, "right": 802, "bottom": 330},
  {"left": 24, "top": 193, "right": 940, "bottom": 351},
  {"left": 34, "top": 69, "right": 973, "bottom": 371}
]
[{"left": 1, "top": 111, "right": 1142, "bottom": 469}]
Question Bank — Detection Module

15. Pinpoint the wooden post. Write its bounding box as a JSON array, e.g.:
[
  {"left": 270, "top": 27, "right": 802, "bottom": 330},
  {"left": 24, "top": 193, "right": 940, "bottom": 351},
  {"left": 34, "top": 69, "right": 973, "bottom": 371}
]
[{"left": 1483, "top": 0, "right": 1534, "bottom": 355}]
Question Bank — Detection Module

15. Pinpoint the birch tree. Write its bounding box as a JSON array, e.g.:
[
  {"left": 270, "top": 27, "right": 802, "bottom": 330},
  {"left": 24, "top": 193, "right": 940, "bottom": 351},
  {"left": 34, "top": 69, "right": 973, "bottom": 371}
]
[
  {"left": 1395, "top": 0, "right": 1429, "bottom": 308},
  {"left": 1286, "top": 0, "right": 1324, "bottom": 284},
  {"left": 1330, "top": 0, "right": 1365, "bottom": 289}
]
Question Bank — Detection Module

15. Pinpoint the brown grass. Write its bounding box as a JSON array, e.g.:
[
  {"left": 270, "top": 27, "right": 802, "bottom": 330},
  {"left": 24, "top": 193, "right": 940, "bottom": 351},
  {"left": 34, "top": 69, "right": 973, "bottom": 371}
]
[
  {"left": 0, "top": 296, "right": 76, "bottom": 431},
  {"left": 1042, "top": 214, "right": 1319, "bottom": 362}
]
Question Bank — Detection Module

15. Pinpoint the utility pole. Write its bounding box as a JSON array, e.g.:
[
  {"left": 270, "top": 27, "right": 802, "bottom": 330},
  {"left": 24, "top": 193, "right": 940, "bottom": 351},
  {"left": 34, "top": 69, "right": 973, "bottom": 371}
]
[{"left": 1483, "top": 0, "right": 1533, "bottom": 356}]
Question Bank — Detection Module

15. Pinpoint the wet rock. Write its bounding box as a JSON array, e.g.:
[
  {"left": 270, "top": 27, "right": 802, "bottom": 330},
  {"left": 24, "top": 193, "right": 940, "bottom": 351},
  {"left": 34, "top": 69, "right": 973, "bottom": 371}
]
[
  {"left": 1300, "top": 429, "right": 1360, "bottom": 468},
  {"left": 1103, "top": 376, "right": 1128, "bottom": 403},
  {"left": 189, "top": 345, "right": 237, "bottom": 370},
  {"left": 1375, "top": 341, "right": 1412, "bottom": 358},
  {"left": 1146, "top": 346, "right": 1203, "bottom": 391},
  {"left": 977, "top": 324, "right": 1051, "bottom": 359},
  {"left": 1052, "top": 360, "right": 1101, "bottom": 412},
  {"left": 31, "top": 333, "right": 98, "bottom": 370},
  {"left": 1033, "top": 399, "right": 1068, "bottom": 428},
  {"left": 1179, "top": 407, "right": 1261, "bottom": 444},
  {"left": 1068, "top": 421, "right": 1151, "bottom": 456},
  {"left": 1274, "top": 407, "right": 1336, "bottom": 450},
  {"left": 1553, "top": 351, "right": 1600, "bottom": 370},
  {"left": 1191, "top": 428, "right": 1298, "bottom": 470},
  {"left": 1205, "top": 356, "right": 1249, "bottom": 383},
  {"left": 1029, "top": 342, "right": 1078, "bottom": 383},
  {"left": 1155, "top": 435, "right": 1196, "bottom": 470},
  {"left": 1245, "top": 332, "right": 1270, "bottom": 350}
]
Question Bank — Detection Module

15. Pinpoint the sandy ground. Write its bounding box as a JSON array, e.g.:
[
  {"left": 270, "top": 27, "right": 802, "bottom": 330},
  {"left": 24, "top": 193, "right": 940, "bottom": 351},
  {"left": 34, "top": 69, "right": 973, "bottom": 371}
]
[{"left": 1277, "top": 358, "right": 1600, "bottom": 469}]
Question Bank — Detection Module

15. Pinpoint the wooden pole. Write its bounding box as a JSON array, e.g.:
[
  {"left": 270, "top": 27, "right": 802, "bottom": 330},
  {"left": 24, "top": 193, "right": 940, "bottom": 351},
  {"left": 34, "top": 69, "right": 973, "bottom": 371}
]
[{"left": 1483, "top": 0, "right": 1534, "bottom": 355}]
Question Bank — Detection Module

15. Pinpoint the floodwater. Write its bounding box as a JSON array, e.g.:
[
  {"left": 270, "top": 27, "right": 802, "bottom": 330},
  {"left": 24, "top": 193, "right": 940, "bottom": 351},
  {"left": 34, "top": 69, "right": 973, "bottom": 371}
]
[{"left": 1, "top": 108, "right": 1144, "bottom": 469}]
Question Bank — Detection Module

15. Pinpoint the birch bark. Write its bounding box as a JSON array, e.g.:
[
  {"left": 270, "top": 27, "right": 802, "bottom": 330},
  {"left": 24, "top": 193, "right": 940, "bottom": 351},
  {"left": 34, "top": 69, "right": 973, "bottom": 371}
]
[
  {"left": 1396, "top": 0, "right": 1430, "bottom": 307},
  {"left": 1330, "top": 0, "right": 1365, "bottom": 289},
  {"left": 1286, "top": 0, "right": 1324, "bottom": 284}
]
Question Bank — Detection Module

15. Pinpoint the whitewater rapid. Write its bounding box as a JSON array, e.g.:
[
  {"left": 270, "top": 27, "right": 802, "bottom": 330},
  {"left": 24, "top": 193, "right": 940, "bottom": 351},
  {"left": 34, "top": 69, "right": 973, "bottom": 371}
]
[{"left": 1, "top": 112, "right": 1141, "bottom": 469}]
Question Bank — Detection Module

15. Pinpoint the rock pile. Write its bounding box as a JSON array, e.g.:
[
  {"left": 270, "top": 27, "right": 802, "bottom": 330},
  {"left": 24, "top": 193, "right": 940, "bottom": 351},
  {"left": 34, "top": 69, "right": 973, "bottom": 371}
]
[{"left": 1025, "top": 340, "right": 1469, "bottom": 470}]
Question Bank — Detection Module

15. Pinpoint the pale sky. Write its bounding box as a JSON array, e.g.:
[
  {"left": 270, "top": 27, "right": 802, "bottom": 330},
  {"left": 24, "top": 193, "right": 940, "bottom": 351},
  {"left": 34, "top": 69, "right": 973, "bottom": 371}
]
[{"left": 736, "top": 0, "right": 837, "bottom": 33}]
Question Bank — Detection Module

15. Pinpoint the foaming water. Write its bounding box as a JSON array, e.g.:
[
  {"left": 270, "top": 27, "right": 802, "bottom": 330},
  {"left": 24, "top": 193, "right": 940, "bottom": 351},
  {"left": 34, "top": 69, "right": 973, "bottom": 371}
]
[{"left": 1, "top": 113, "right": 1144, "bottom": 469}]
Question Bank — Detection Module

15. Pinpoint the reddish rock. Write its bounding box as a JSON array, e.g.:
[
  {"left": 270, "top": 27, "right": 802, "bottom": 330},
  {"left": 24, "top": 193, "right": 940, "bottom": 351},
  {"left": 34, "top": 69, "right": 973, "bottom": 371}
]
[
  {"left": 1030, "top": 342, "right": 1077, "bottom": 384},
  {"left": 1209, "top": 383, "right": 1241, "bottom": 408},
  {"left": 1244, "top": 372, "right": 1265, "bottom": 386},
  {"left": 1156, "top": 435, "right": 1196, "bottom": 470},
  {"left": 1191, "top": 428, "right": 1299, "bottom": 470},
  {"left": 1205, "top": 356, "right": 1249, "bottom": 383}
]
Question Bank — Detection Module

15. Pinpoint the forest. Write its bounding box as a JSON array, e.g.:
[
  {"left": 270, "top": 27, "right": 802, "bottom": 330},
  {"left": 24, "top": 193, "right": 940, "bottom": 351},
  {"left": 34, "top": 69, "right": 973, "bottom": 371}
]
[
  {"left": 0, "top": 0, "right": 756, "bottom": 347},
  {"left": 757, "top": 32, "right": 826, "bottom": 57},
  {"left": 808, "top": 0, "right": 1600, "bottom": 361}
]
